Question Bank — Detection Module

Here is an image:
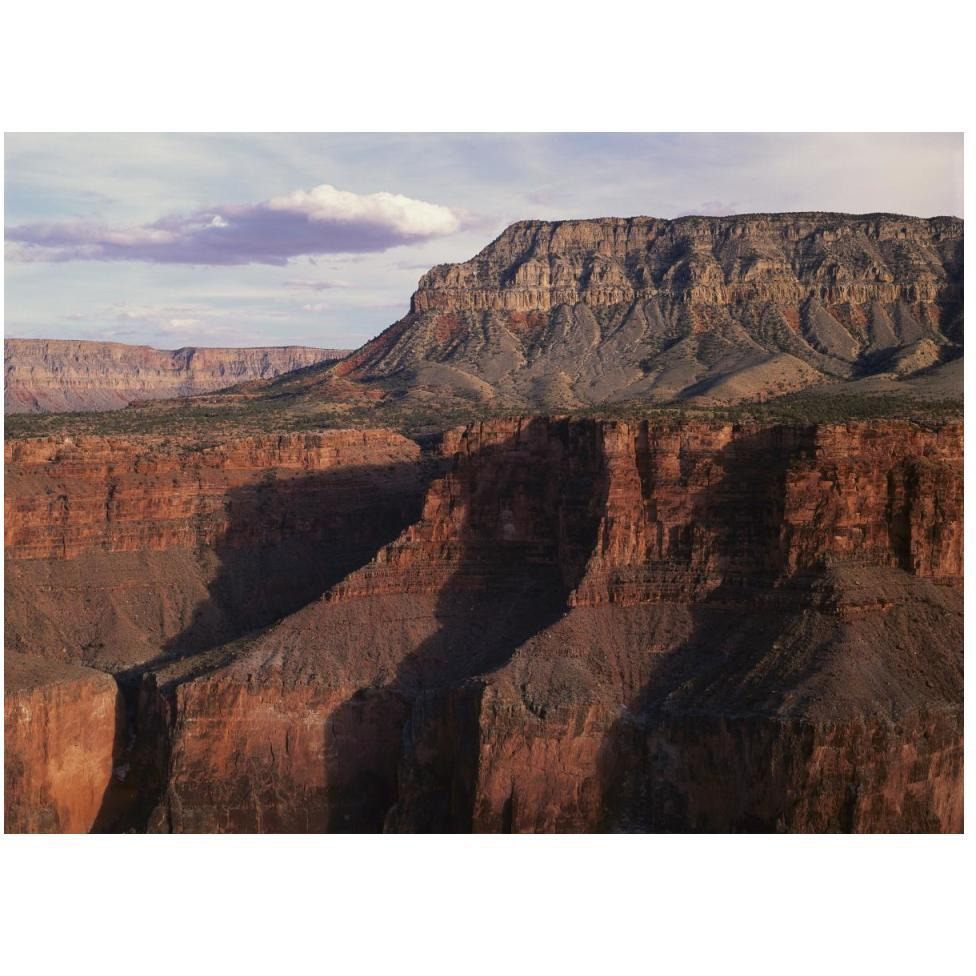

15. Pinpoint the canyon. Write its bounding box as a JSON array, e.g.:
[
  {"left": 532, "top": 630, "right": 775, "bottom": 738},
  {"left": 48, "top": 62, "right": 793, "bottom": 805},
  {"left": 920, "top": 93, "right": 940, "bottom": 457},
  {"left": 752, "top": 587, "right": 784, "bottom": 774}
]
[
  {"left": 3, "top": 212, "right": 964, "bottom": 833},
  {"left": 4, "top": 338, "right": 348, "bottom": 413},
  {"left": 4, "top": 417, "right": 963, "bottom": 832}
]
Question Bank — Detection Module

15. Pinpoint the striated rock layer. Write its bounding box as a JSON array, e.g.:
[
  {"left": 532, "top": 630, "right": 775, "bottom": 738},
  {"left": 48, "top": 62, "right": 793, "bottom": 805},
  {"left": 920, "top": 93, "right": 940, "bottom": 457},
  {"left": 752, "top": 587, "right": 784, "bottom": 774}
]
[
  {"left": 4, "top": 418, "right": 963, "bottom": 832},
  {"left": 4, "top": 429, "right": 432, "bottom": 674},
  {"left": 113, "top": 417, "right": 961, "bottom": 834},
  {"left": 318, "top": 213, "right": 963, "bottom": 407},
  {"left": 4, "top": 427, "right": 435, "bottom": 832},
  {"left": 5, "top": 429, "right": 424, "bottom": 561},
  {"left": 4, "top": 338, "right": 348, "bottom": 413}
]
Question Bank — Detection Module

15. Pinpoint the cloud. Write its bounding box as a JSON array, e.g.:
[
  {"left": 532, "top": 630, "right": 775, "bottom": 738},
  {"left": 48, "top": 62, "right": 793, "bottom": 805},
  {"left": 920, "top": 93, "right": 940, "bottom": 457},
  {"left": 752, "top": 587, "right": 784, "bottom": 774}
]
[
  {"left": 284, "top": 277, "right": 348, "bottom": 291},
  {"left": 5, "top": 183, "right": 463, "bottom": 266}
]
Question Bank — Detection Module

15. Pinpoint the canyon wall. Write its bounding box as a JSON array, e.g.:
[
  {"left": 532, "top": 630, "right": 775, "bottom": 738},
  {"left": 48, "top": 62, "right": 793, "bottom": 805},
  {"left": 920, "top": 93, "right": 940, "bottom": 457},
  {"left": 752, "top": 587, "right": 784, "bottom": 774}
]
[
  {"left": 4, "top": 655, "right": 123, "bottom": 833},
  {"left": 4, "top": 427, "right": 434, "bottom": 832},
  {"left": 4, "top": 429, "right": 424, "bottom": 561},
  {"left": 54, "top": 416, "right": 956, "bottom": 834},
  {"left": 4, "top": 429, "right": 430, "bottom": 676},
  {"left": 4, "top": 418, "right": 962, "bottom": 832},
  {"left": 4, "top": 338, "right": 348, "bottom": 413}
]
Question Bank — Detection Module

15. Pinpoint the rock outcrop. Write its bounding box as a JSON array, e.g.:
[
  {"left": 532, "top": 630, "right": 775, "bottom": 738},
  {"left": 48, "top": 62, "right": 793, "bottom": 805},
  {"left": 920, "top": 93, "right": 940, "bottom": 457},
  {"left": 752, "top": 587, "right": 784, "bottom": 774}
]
[
  {"left": 31, "top": 417, "right": 951, "bottom": 834},
  {"left": 324, "top": 213, "right": 963, "bottom": 408},
  {"left": 4, "top": 338, "right": 348, "bottom": 413},
  {"left": 4, "top": 430, "right": 424, "bottom": 561},
  {"left": 4, "top": 654, "right": 123, "bottom": 833}
]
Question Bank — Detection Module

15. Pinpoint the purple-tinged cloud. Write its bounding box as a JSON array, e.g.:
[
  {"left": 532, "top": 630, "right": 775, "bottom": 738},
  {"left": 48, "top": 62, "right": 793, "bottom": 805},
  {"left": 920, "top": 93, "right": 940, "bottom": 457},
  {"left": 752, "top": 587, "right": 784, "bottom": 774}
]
[{"left": 5, "top": 184, "right": 462, "bottom": 265}]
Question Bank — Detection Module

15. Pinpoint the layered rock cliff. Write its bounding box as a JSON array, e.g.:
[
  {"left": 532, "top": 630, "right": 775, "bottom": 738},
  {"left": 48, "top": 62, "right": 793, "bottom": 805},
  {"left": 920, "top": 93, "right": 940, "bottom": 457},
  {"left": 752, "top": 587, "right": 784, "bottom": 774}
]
[
  {"left": 4, "top": 429, "right": 424, "bottom": 561},
  {"left": 4, "top": 427, "right": 435, "bottom": 832},
  {"left": 327, "top": 213, "right": 962, "bottom": 408},
  {"left": 4, "top": 429, "right": 432, "bottom": 673},
  {"left": 31, "top": 417, "right": 948, "bottom": 834},
  {"left": 4, "top": 338, "right": 348, "bottom": 413},
  {"left": 4, "top": 417, "right": 962, "bottom": 832}
]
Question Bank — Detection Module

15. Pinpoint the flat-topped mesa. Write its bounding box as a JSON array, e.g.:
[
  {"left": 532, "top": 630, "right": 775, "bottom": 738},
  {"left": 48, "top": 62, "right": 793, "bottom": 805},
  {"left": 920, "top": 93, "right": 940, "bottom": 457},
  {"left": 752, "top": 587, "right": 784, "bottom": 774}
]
[
  {"left": 4, "top": 338, "right": 350, "bottom": 413},
  {"left": 410, "top": 213, "right": 963, "bottom": 313},
  {"left": 341, "top": 213, "right": 963, "bottom": 408}
]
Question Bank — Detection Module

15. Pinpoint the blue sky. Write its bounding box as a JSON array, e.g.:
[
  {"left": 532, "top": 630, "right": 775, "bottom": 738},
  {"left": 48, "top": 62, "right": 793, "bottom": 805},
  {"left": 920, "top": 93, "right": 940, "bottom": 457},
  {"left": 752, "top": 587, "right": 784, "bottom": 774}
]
[{"left": 4, "top": 133, "right": 963, "bottom": 350}]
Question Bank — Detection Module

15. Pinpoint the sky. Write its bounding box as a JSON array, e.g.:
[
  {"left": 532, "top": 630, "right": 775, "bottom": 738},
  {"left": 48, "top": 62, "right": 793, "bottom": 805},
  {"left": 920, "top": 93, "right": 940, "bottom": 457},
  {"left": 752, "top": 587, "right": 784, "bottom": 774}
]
[{"left": 4, "top": 133, "right": 963, "bottom": 351}]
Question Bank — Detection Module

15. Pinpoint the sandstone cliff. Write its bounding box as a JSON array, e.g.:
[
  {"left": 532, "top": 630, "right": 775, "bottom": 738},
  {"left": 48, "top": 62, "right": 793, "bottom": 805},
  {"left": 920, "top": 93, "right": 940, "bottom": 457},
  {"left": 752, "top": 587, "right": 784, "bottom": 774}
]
[
  {"left": 4, "top": 429, "right": 433, "bottom": 672},
  {"left": 4, "top": 654, "right": 123, "bottom": 833},
  {"left": 4, "top": 418, "right": 962, "bottom": 832},
  {"left": 4, "top": 338, "right": 349, "bottom": 413},
  {"left": 324, "top": 213, "right": 962, "bottom": 409}
]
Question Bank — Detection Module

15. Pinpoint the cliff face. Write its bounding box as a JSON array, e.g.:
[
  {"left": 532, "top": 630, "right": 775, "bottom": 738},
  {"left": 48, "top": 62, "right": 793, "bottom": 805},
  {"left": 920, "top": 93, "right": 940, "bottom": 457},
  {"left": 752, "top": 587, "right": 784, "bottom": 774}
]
[
  {"left": 4, "top": 338, "right": 348, "bottom": 413},
  {"left": 411, "top": 215, "right": 962, "bottom": 312},
  {"left": 4, "top": 655, "right": 123, "bottom": 833},
  {"left": 4, "top": 430, "right": 423, "bottom": 561},
  {"left": 4, "top": 429, "right": 431, "bottom": 673},
  {"left": 335, "top": 214, "right": 962, "bottom": 407},
  {"left": 4, "top": 418, "right": 962, "bottom": 832},
  {"left": 125, "top": 418, "right": 960, "bottom": 834}
]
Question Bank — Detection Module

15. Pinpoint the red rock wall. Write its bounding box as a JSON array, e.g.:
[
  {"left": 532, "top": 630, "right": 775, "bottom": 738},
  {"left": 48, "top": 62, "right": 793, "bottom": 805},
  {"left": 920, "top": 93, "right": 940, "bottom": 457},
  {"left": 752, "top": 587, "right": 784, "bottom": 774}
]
[
  {"left": 462, "top": 700, "right": 962, "bottom": 833},
  {"left": 4, "top": 656, "right": 123, "bottom": 833},
  {"left": 5, "top": 429, "right": 421, "bottom": 560},
  {"left": 572, "top": 419, "right": 962, "bottom": 607},
  {"left": 142, "top": 417, "right": 962, "bottom": 833},
  {"left": 4, "top": 428, "right": 433, "bottom": 835}
]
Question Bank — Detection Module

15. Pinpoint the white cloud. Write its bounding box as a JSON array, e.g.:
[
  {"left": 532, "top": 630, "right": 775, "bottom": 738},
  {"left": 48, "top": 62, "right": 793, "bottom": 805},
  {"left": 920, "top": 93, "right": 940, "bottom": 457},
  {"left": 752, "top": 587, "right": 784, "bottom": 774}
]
[{"left": 267, "top": 184, "right": 460, "bottom": 237}]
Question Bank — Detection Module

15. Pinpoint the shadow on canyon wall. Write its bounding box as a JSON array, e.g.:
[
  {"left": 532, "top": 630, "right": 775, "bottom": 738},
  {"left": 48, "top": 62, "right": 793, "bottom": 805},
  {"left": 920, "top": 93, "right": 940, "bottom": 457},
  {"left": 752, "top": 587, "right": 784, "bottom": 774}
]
[
  {"left": 90, "top": 421, "right": 959, "bottom": 833},
  {"left": 594, "top": 425, "right": 824, "bottom": 833},
  {"left": 93, "top": 455, "right": 439, "bottom": 831},
  {"left": 323, "top": 418, "right": 611, "bottom": 832}
]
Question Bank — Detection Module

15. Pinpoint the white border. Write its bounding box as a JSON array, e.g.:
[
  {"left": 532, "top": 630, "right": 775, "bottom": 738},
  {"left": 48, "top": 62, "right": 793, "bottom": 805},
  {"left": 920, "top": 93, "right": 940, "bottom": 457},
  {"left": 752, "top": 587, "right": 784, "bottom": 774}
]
[{"left": 2, "top": 1, "right": 971, "bottom": 973}]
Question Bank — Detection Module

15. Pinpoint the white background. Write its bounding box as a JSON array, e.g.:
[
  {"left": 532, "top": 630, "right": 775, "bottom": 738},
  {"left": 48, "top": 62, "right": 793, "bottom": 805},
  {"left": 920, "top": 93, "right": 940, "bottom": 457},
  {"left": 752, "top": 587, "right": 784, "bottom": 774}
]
[{"left": 1, "top": 2, "right": 972, "bottom": 973}]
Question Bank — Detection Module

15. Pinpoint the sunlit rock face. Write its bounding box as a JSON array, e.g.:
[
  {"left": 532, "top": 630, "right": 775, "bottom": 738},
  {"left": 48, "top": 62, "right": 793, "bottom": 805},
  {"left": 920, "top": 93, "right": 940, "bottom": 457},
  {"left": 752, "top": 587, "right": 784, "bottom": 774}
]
[
  {"left": 4, "top": 655, "right": 124, "bottom": 833},
  {"left": 335, "top": 214, "right": 962, "bottom": 408},
  {"left": 4, "top": 339, "right": 348, "bottom": 413}
]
